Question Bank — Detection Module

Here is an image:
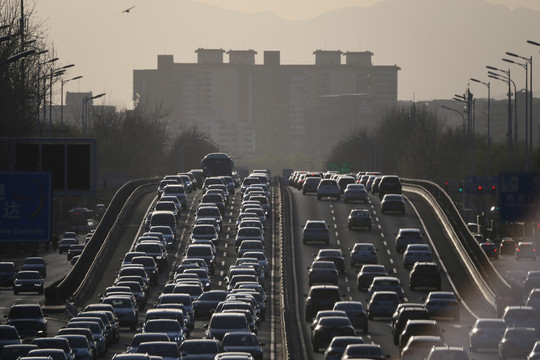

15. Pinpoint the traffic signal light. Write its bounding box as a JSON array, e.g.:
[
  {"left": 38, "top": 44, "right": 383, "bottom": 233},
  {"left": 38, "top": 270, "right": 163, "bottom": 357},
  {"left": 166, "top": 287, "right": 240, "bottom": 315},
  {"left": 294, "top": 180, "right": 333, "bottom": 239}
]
[
  {"left": 458, "top": 181, "right": 463, "bottom": 192},
  {"left": 444, "top": 181, "right": 449, "bottom": 192},
  {"left": 491, "top": 185, "right": 496, "bottom": 196},
  {"left": 477, "top": 185, "right": 483, "bottom": 196}
]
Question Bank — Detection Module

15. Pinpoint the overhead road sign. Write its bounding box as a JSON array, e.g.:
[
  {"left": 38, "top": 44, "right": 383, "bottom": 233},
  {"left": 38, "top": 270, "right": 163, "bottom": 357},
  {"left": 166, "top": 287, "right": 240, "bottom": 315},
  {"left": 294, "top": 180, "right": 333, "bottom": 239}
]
[
  {"left": 498, "top": 172, "right": 540, "bottom": 222},
  {"left": 0, "top": 172, "right": 52, "bottom": 243}
]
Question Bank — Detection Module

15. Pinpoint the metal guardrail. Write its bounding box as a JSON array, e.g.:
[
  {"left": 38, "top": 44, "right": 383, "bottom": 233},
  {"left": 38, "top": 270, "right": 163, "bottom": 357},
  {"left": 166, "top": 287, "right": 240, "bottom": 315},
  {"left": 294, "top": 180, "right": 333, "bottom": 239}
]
[
  {"left": 45, "top": 177, "right": 160, "bottom": 305},
  {"left": 278, "top": 177, "right": 293, "bottom": 359},
  {"left": 402, "top": 178, "right": 513, "bottom": 301}
]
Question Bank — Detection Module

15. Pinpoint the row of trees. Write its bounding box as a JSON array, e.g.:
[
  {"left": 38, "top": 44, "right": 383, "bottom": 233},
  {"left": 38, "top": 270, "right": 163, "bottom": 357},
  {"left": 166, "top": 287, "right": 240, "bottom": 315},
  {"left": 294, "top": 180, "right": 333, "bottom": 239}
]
[
  {"left": 0, "top": 0, "right": 52, "bottom": 139},
  {"left": 0, "top": 0, "right": 220, "bottom": 181},
  {"left": 326, "top": 103, "right": 538, "bottom": 182}
]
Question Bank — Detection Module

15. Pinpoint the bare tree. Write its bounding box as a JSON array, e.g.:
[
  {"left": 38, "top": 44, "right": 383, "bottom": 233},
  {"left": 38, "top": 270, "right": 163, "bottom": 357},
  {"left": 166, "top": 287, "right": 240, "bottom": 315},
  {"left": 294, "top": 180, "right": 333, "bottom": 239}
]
[{"left": 0, "top": 0, "right": 56, "bottom": 140}]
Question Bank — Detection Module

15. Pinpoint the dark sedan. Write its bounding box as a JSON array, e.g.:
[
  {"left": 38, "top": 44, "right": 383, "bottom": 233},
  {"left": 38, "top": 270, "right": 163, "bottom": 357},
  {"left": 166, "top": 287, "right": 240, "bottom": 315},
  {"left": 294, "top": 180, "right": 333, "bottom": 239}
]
[
  {"left": 381, "top": 194, "right": 405, "bottom": 214},
  {"left": 311, "top": 316, "right": 356, "bottom": 352},
  {"left": 314, "top": 249, "right": 345, "bottom": 274},
  {"left": 308, "top": 261, "right": 338, "bottom": 286}
]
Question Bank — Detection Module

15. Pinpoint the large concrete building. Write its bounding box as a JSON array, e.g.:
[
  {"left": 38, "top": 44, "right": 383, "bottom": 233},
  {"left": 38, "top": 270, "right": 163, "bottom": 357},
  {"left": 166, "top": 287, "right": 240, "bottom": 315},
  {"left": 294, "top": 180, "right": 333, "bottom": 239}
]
[{"left": 133, "top": 49, "right": 400, "bottom": 160}]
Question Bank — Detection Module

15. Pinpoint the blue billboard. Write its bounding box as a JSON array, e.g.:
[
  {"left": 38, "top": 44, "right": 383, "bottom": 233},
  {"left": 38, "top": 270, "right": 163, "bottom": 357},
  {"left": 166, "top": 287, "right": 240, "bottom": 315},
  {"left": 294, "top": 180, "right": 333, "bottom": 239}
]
[
  {"left": 0, "top": 172, "right": 52, "bottom": 243},
  {"left": 498, "top": 172, "right": 540, "bottom": 222}
]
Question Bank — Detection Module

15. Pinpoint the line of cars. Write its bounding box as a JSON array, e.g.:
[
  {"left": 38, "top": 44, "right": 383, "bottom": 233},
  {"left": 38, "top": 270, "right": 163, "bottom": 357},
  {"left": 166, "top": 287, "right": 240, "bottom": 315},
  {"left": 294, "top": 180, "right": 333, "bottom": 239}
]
[
  {"left": 0, "top": 231, "right": 92, "bottom": 296},
  {"left": 117, "top": 170, "right": 270, "bottom": 360},
  {"left": 0, "top": 174, "right": 194, "bottom": 360},
  {"left": 290, "top": 169, "right": 474, "bottom": 359},
  {"left": 290, "top": 171, "right": 406, "bottom": 215}
]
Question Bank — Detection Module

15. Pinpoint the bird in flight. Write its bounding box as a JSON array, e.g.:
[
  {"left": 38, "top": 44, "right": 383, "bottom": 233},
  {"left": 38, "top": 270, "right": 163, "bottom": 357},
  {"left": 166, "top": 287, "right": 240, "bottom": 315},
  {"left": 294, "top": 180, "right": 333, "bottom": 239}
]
[{"left": 122, "top": 6, "right": 135, "bottom": 14}]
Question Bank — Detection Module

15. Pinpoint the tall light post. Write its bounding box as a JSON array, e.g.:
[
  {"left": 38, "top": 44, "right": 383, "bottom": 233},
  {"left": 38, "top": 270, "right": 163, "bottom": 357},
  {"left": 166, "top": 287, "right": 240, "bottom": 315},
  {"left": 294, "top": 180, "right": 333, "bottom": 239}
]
[
  {"left": 487, "top": 65, "right": 514, "bottom": 168},
  {"left": 455, "top": 89, "right": 475, "bottom": 176},
  {"left": 40, "top": 57, "right": 58, "bottom": 128},
  {"left": 82, "top": 93, "right": 105, "bottom": 135},
  {"left": 61, "top": 75, "right": 82, "bottom": 130},
  {"left": 30, "top": 50, "right": 49, "bottom": 129},
  {"left": 504, "top": 56, "right": 529, "bottom": 170},
  {"left": 442, "top": 104, "right": 467, "bottom": 180},
  {"left": 49, "top": 64, "right": 74, "bottom": 135},
  {"left": 526, "top": 40, "right": 538, "bottom": 170},
  {"left": 470, "top": 78, "right": 491, "bottom": 175}
]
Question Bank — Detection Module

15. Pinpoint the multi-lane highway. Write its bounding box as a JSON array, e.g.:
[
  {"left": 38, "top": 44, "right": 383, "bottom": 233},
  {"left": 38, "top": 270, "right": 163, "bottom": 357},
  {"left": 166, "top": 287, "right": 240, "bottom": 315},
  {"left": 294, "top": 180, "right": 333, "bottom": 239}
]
[
  {"left": 3, "top": 177, "right": 540, "bottom": 359},
  {"left": 284, "top": 182, "right": 540, "bottom": 359}
]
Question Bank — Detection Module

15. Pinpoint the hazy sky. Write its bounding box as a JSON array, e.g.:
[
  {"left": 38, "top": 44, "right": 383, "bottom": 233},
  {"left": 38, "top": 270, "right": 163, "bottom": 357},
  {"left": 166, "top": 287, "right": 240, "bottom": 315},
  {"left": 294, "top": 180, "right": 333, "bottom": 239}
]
[
  {"left": 32, "top": 0, "right": 540, "bottom": 108},
  {"left": 191, "top": 0, "right": 540, "bottom": 19}
]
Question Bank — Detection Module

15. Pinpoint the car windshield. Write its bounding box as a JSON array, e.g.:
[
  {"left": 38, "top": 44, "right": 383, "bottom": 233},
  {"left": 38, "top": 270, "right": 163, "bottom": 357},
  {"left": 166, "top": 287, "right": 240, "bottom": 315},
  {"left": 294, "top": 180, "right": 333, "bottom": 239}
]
[
  {"left": 103, "top": 298, "right": 132, "bottom": 308},
  {"left": 180, "top": 341, "right": 218, "bottom": 354},
  {"left": 131, "top": 334, "right": 169, "bottom": 346},
  {"left": 307, "top": 222, "right": 326, "bottom": 228},
  {"left": 362, "top": 266, "right": 386, "bottom": 273},
  {"left": 335, "top": 303, "right": 363, "bottom": 311},
  {"left": 222, "top": 334, "right": 258, "bottom": 346},
  {"left": 187, "top": 246, "right": 212, "bottom": 256},
  {"left": 332, "top": 337, "right": 364, "bottom": 347},
  {"left": 198, "top": 208, "right": 220, "bottom": 216},
  {"left": 16, "top": 272, "right": 41, "bottom": 279},
  {"left": 138, "top": 343, "right": 179, "bottom": 357},
  {"left": 312, "top": 262, "right": 335, "bottom": 269},
  {"left": 429, "top": 293, "right": 456, "bottom": 301},
  {"left": 373, "top": 293, "right": 399, "bottom": 301},
  {"left": 145, "top": 321, "right": 180, "bottom": 332},
  {"left": 354, "top": 244, "right": 374, "bottom": 251},
  {"left": 210, "top": 315, "right": 246, "bottom": 329},
  {"left": 347, "top": 345, "right": 382, "bottom": 357},
  {"left": 319, "top": 250, "right": 341, "bottom": 257},
  {"left": 25, "top": 258, "right": 44, "bottom": 264},
  {"left": 193, "top": 226, "right": 215, "bottom": 235},
  {"left": 319, "top": 317, "right": 351, "bottom": 327},
  {"left": 9, "top": 306, "right": 42, "bottom": 318},
  {"left": 311, "top": 289, "right": 340, "bottom": 299}
]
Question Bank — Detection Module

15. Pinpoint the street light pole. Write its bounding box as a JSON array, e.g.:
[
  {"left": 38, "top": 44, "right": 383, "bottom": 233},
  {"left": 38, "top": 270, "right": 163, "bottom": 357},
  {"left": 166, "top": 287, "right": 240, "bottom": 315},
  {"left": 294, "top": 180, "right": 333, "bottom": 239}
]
[
  {"left": 82, "top": 93, "right": 105, "bottom": 136},
  {"left": 442, "top": 104, "right": 466, "bottom": 180},
  {"left": 61, "top": 75, "right": 82, "bottom": 131},
  {"left": 49, "top": 64, "right": 74, "bottom": 135},
  {"left": 487, "top": 66, "right": 514, "bottom": 169},
  {"left": 504, "top": 55, "right": 529, "bottom": 170},
  {"left": 526, "top": 40, "right": 538, "bottom": 170},
  {"left": 470, "top": 78, "right": 491, "bottom": 175}
]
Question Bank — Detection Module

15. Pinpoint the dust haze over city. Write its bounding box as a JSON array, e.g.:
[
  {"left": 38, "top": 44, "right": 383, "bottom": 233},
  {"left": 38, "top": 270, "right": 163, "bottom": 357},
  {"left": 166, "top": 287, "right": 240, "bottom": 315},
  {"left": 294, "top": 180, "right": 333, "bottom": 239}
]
[{"left": 10, "top": 0, "right": 540, "bottom": 174}]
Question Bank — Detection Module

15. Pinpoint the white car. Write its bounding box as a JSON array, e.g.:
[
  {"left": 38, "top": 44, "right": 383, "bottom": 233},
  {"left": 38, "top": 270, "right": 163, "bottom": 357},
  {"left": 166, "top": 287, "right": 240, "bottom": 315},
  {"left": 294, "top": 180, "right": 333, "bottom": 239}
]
[{"left": 317, "top": 179, "right": 341, "bottom": 200}]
